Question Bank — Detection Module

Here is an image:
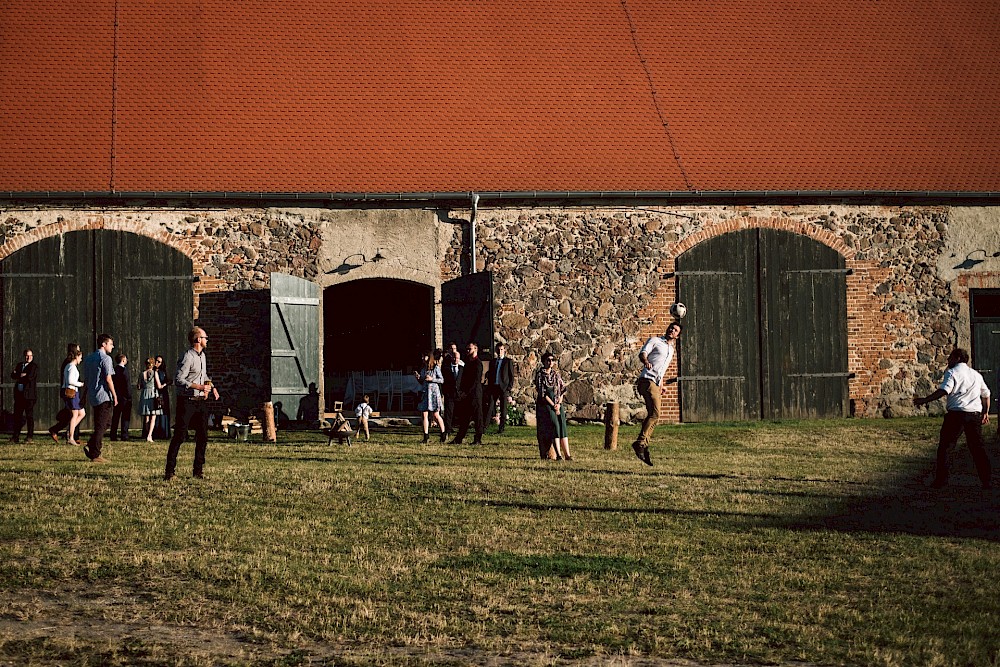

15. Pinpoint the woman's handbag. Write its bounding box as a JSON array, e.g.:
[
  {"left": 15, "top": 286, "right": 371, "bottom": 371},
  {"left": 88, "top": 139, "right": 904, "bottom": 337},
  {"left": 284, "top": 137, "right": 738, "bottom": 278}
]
[{"left": 62, "top": 387, "right": 77, "bottom": 399}]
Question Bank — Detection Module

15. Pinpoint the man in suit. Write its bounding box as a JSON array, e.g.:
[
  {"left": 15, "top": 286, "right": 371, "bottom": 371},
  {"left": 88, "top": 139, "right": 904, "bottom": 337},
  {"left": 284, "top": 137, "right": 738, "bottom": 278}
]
[
  {"left": 110, "top": 353, "right": 133, "bottom": 441},
  {"left": 450, "top": 341, "right": 484, "bottom": 446},
  {"left": 485, "top": 343, "right": 515, "bottom": 433},
  {"left": 9, "top": 348, "right": 38, "bottom": 443},
  {"left": 441, "top": 341, "right": 464, "bottom": 435}
]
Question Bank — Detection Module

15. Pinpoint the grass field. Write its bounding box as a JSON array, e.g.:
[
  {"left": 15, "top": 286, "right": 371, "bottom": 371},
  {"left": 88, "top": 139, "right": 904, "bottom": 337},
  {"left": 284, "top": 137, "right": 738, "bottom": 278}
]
[{"left": 1, "top": 419, "right": 998, "bottom": 666}]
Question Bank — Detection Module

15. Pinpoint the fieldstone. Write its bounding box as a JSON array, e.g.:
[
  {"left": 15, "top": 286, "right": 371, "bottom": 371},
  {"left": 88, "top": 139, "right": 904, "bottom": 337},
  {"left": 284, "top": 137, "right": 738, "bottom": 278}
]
[
  {"left": 578, "top": 357, "right": 607, "bottom": 373},
  {"left": 502, "top": 312, "right": 530, "bottom": 329},
  {"left": 538, "top": 258, "right": 556, "bottom": 273},
  {"left": 558, "top": 299, "right": 571, "bottom": 316},
  {"left": 524, "top": 276, "right": 543, "bottom": 291},
  {"left": 563, "top": 380, "right": 595, "bottom": 405},
  {"left": 573, "top": 403, "right": 601, "bottom": 420}
]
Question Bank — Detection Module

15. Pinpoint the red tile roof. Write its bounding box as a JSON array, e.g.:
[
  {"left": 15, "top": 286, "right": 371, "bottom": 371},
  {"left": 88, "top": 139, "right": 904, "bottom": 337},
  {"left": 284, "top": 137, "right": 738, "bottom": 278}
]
[{"left": 2, "top": 0, "right": 998, "bottom": 194}]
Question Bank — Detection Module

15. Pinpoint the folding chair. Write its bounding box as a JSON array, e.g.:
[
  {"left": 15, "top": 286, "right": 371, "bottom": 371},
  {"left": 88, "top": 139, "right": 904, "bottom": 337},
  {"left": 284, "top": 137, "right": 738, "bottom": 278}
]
[{"left": 376, "top": 370, "right": 393, "bottom": 411}]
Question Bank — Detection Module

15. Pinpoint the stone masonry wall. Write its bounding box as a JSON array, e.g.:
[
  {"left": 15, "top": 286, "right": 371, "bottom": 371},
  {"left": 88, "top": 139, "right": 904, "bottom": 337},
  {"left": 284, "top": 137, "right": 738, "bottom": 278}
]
[
  {"left": 1, "top": 202, "right": 996, "bottom": 423},
  {"left": 450, "top": 204, "right": 972, "bottom": 422}
]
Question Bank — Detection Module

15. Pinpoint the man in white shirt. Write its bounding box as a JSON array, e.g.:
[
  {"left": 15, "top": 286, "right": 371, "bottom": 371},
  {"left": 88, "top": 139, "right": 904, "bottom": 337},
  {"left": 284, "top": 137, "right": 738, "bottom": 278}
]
[
  {"left": 913, "top": 348, "right": 992, "bottom": 489},
  {"left": 632, "top": 322, "right": 682, "bottom": 466}
]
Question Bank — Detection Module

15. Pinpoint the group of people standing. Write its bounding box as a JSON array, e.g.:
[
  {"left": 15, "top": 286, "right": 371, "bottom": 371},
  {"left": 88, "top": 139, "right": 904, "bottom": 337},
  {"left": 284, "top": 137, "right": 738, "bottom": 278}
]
[
  {"left": 403, "top": 339, "right": 571, "bottom": 461},
  {"left": 14, "top": 343, "right": 172, "bottom": 448},
  {"left": 405, "top": 341, "right": 515, "bottom": 445},
  {"left": 7, "top": 326, "right": 222, "bottom": 480}
]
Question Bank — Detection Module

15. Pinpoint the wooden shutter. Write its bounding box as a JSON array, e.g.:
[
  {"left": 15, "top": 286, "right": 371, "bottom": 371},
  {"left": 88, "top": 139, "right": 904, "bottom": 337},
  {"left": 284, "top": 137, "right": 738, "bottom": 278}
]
[
  {"left": 441, "top": 271, "right": 495, "bottom": 353},
  {"left": 270, "top": 273, "right": 320, "bottom": 421}
]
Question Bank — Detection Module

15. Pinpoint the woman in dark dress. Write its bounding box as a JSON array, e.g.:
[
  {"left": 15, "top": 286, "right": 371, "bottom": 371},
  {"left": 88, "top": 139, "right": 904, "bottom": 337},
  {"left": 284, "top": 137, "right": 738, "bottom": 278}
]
[{"left": 534, "top": 352, "right": 572, "bottom": 461}]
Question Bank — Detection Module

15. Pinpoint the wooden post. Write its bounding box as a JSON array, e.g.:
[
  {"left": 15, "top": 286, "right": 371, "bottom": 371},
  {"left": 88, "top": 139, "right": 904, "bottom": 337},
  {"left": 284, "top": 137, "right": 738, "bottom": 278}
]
[
  {"left": 262, "top": 401, "right": 277, "bottom": 442},
  {"left": 604, "top": 401, "right": 619, "bottom": 450}
]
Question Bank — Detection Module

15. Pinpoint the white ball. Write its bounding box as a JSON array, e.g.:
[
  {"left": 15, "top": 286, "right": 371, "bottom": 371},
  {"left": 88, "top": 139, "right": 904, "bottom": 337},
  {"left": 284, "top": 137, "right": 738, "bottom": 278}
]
[{"left": 670, "top": 302, "right": 687, "bottom": 318}]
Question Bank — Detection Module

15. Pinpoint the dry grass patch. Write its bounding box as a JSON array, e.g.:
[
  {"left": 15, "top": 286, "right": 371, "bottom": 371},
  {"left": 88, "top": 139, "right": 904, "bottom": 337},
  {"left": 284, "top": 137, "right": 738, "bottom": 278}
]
[{"left": 0, "top": 419, "right": 998, "bottom": 665}]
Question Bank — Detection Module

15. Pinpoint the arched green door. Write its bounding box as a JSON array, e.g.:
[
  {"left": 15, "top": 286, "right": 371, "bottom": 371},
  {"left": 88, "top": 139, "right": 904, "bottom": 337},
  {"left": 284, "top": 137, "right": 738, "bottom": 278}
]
[
  {"left": 1, "top": 230, "right": 193, "bottom": 430},
  {"left": 676, "top": 229, "right": 849, "bottom": 421}
]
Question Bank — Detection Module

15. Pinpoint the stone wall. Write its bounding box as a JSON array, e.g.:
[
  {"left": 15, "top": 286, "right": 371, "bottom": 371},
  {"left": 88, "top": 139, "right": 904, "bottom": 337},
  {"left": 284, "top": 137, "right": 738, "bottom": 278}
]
[
  {"left": 1, "top": 201, "right": 998, "bottom": 423},
  {"left": 452, "top": 204, "right": 995, "bottom": 421}
]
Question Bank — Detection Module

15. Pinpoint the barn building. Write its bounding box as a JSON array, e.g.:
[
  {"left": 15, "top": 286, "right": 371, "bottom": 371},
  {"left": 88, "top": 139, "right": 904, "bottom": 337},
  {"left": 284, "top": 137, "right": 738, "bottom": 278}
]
[{"left": 2, "top": 1, "right": 999, "bottom": 425}]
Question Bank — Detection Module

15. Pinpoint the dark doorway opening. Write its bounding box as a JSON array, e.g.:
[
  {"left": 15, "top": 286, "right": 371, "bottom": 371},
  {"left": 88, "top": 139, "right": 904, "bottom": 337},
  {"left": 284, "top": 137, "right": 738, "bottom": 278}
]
[
  {"left": 971, "top": 288, "right": 1000, "bottom": 412},
  {"left": 323, "top": 279, "right": 434, "bottom": 375}
]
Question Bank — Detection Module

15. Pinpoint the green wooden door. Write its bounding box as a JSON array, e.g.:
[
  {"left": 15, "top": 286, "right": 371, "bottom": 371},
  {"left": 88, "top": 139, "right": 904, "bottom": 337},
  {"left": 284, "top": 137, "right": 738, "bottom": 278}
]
[
  {"left": 1, "top": 230, "right": 193, "bottom": 430},
  {"left": 442, "top": 271, "right": 495, "bottom": 354},
  {"left": 759, "top": 230, "right": 849, "bottom": 419},
  {"left": 270, "top": 273, "right": 320, "bottom": 423},
  {"left": 676, "top": 229, "right": 848, "bottom": 421},
  {"left": 676, "top": 229, "right": 760, "bottom": 421}
]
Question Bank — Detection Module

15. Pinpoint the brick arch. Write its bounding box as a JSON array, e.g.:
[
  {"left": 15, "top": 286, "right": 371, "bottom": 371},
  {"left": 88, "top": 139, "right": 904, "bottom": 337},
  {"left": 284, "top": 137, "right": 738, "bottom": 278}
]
[
  {"left": 0, "top": 217, "right": 200, "bottom": 264},
  {"left": 670, "top": 216, "right": 854, "bottom": 261}
]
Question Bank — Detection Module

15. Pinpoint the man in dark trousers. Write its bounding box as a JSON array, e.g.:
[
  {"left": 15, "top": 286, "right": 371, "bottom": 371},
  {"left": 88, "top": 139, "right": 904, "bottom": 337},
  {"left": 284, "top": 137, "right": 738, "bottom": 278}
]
[
  {"left": 450, "top": 341, "right": 484, "bottom": 446},
  {"left": 9, "top": 348, "right": 38, "bottom": 443},
  {"left": 913, "top": 347, "right": 992, "bottom": 489},
  {"left": 484, "top": 343, "right": 515, "bottom": 433},
  {"left": 110, "top": 353, "right": 133, "bottom": 440},
  {"left": 81, "top": 334, "right": 118, "bottom": 462},
  {"left": 441, "top": 341, "right": 464, "bottom": 435},
  {"left": 165, "top": 326, "right": 219, "bottom": 480}
]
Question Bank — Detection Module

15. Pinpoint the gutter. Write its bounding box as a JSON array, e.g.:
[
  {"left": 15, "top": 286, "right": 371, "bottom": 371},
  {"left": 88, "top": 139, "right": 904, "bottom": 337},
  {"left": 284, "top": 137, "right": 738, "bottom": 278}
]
[{"left": 2, "top": 190, "right": 1000, "bottom": 203}]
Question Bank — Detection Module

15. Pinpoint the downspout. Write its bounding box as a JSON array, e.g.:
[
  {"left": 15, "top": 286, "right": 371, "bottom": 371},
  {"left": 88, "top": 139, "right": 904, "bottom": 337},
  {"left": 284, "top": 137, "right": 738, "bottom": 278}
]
[{"left": 470, "top": 192, "right": 480, "bottom": 275}]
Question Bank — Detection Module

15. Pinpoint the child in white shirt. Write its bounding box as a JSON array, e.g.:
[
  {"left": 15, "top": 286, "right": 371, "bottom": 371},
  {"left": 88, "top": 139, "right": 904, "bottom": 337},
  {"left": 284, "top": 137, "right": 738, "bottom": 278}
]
[{"left": 354, "top": 394, "right": 373, "bottom": 441}]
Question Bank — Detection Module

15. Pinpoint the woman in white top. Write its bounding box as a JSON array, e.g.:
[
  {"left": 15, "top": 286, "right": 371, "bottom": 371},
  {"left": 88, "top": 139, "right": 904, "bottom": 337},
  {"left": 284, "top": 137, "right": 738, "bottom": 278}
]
[{"left": 47, "top": 343, "right": 84, "bottom": 444}]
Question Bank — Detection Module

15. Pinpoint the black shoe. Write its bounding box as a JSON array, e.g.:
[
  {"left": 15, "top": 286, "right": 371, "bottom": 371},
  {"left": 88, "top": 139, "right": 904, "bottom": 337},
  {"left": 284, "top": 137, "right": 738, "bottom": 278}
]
[
  {"left": 82, "top": 445, "right": 92, "bottom": 459},
  {"left": 632, "top": 441, "right": 653, "bottom": 466},
  {"left": 450, "top": 439, "right": 463, "bottom": 445},
  {"left": 421, "top": 433, "right": 429, "bottom": 444},
  {"left": 472, "top": 440, "right": 483, "bottom": 446},
  {"left": 497, "top": 427, "right": 505, "bottom": 434},
  {"left": 439, "top": 431, "right": 447, "bottom": 443},
  {"left": 9, "top": 436, "right": 18, "bottom": 444},
  {"left": 164, "top": 473, "right": 176, "bottom": 481},
  {"left": 193, "top": 472, "right": 204, "bottom": 479}
]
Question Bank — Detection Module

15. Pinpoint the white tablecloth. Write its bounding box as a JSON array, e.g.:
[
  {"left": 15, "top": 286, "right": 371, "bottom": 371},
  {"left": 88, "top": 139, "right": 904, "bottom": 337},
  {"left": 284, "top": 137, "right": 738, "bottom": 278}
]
[{"left": 343, "top": 372, "right": 422, "bottom": 405}]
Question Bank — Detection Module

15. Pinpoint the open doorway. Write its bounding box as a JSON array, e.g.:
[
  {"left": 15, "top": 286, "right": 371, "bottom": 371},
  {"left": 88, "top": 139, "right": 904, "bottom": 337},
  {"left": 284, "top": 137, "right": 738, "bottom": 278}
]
[{"left": 323, "top": 279, "right": 434, "bottom": 409}]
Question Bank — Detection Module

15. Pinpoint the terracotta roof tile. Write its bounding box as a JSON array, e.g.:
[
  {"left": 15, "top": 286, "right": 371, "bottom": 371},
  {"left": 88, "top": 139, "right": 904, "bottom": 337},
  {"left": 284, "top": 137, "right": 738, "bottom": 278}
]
[{"left": 1, "top": 0, "right": 998, "bottom": 194}]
